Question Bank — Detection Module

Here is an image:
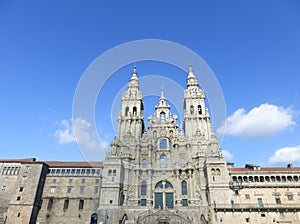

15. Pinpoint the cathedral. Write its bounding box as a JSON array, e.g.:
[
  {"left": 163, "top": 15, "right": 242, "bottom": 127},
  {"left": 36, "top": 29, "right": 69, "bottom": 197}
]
[{"left": 1, "top": 66, "right": 300, "bottom": 224}]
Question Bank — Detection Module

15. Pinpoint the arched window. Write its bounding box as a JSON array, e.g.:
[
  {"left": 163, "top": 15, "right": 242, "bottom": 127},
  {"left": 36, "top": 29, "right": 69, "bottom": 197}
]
[
  {"left": 160, "top": 112, "right": 166, "bottom": 122},
  {"left": 133, "top": 107, "right": 137, "bottom": 116},
  {"left": 165, "top": 181, "right": 173, "bottom": 189},
  {"left": 216, "top": 168, "right": 221, "bottom": 175},
  {"left": 125, "top": 107, "right": 129, "bottom": 116},
  {"left": 181, "top": 180, "right": 187, "bottom": 195},
  {"left": 155, "top": 181, "right": 163, "bottom": 189},
  {"left": 198, "top": 105, "right": 202, "bottom": 114},
  {"left": 112, "top": 169, "right": 116, "bottom": 176},
  {"left": 190, "top": 105, "right": 194, "bottom": 115},
  {"left": 108, "top": 169, "right": 112, "bottom": 176},
  {"left": 142, "top": 159, "right": 147, "bottom": 168},
  {"left": 141, "top": 181, "right": 147, "bottom": 195},
  {"left": 160, "top": 154, "right": 167, "bottom": 168},
  {"left": 91, "top": 213, "right": 98, "bottom": 224},
  {"left": 211, "top": 168, "right": 216, "bottom": 175}
]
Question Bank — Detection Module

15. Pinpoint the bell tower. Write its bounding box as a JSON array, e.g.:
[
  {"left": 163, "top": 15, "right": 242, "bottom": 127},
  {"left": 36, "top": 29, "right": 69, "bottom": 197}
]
[
  {"left": 117, "top": 66, "right": 145, "bottom": 142},
  {"left": 183, "top": 65, "right": 212, "bottom": 140}
]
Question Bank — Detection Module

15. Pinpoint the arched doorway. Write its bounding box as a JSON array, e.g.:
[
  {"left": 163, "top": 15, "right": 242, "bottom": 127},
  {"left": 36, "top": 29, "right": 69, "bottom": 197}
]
[
  {"left": 154, "top": 181, "right": 174, "bottom": 209},
  {"left": 90, "top": 213, "right": 98, "bottom": 224}
]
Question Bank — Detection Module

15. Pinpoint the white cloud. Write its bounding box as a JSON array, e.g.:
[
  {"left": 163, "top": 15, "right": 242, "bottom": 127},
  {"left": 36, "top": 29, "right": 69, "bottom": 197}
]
[
  {"left": 222, "top": 149, "right": 233, "bottom": 161},
  {"left": 55, "top": 118, "right": 108, "bottom": 151},
  {"left": 268, "top": 145, "right": 300, "bottom": 164},
  {"left": 55, "top": 119, "right": 74, "bottom": 144},
  {"left": 217, "top": 103, "right": 296, "bottom": 139}
]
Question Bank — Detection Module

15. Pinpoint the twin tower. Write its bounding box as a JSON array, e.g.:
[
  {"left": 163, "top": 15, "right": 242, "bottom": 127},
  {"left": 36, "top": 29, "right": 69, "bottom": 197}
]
[{"left": 116, "top": 65, "right": 216, "bottom": 145}]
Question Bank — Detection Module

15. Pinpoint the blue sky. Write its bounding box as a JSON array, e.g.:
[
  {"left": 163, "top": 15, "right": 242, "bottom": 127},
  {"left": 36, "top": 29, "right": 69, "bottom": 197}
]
[{"left": 0, "top": 1, "right": 300, "bottom": 167}]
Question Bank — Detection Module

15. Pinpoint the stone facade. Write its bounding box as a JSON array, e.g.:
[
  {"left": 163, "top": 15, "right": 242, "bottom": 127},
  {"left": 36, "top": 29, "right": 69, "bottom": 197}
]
[{"left": 1, "top": 66, "right": 300, "bottom": 223}]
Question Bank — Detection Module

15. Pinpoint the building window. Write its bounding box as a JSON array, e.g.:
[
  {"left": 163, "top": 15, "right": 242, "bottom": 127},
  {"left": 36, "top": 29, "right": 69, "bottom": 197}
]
[
  {"left": 160, "top": 139, "right": 167, "bottom": 149},
  {"left": 160, "top": 112, "right": 166, "bottom": 122},
  {"left": 234, "top": 190, "right": 239, "bottom": 195},
  {"left": 55, "top": 169, "right": 61, "bottom": 174},
  {"left": 231, "top": 200, "right": 235, "bottom": 208},
  {"left": 141, "top": 199, "right": 146, "bottom": 206},
  {"left": 109, "top": 200, "right": 113, "bottom": 204},
  {"left": 24, "top": 166, "right": 30, "bottom": 173},
  {"left": 17, "top": 213, "right": 21, "bottom": 217},
  {"left": 22, "top": 176, "right": 27, "bottom": 182},
  {"left": 198, "top": 105, "right": 202, "bottom": 114},
  {"left": 51, "top": 169, "right": 55, "bottom": 174},
  {"left": 141, "top": 181, "right": 147, "bottom": 196},
  {"left": 182, "top": 199, "right": 188, "bottom": 206},
  {"left": 108, "top": 169, "right": 112, "bottom": 176},
  {"left": 142, "top": 159, "right": 147, "bottom": 168},
  {"left": 190, "top": 105, "right": 194, "bottom": 115},
  {"left": 81, "top": 169, "right": 86, "bottom": 175},
  {"left": 66, "top": 169, "right": 70, "bottom": 174},
  {"left": 165, "top": 182, "right": 173, "bottom": 189},
  {"left": 260, "top": 211, "right": 266, "bottom": 217},
  {"left": 1, "top": 186, "right": 6, "bottom": 192},
  {"left": 245, "top": 194, "right": 250, "bottom": 199},
  {"left": 2, "top": 167, "right": 7, "bottom": 175},
  {"left": 91, "top": 169, "right": 96, "bottom": 174},
  {"left": 76, "top": 169, "right": 80, "bottom": 175},
  {"left": 67, "top": 187, "right": 72, "bottom": 193},
  {"left": 95, "top": 178, "right": 100, "bottom": 184},
  {"left": 47, "top": 198, "right": 53, "bottom": 210},
  {"left": 246, "top": 218, "right": 250, "bottom": 222},
  {"left": 287, "top": 194, "right": 293, "bottom": 200},
  {"left": 78, "top": 199, "right": 84, "bottom": 210},
  {"left": 180, "top": 159, "right": 185, "bottom": 168},
  {"left": 133, "top": 106, "right": 137, "bottom": 116},
  {"left": 86, "top": 169, "right": 91, "bottom": 175},
  {"left": 181, "top": 180, "right": 187, "bottom": 195},
  {"left": 80, "top": 187, "right": 84, "bottom": 194},
  {"left": 96, "top": 169, "right": 101, "bottom": 175},
  {"left": 50, "top": 187, "right": 56, "bottom": 193},
  {"left": 160, "top": 154, "right": 167, "bottom": 168},
  {"left": 94, "top": 187, "right": 99, "bottom": 194},
  {"left": 61, "top": 169, "right": 66, "bottom": 175},
  {"left": 279, "top": 211, "right": 284, "bottom": 218},
  {"left": 125, "top": 107, "right": 129, "bottom": 116},
  {"left": 63, "top": 199, "right": 69, "bottom": 210},
  {"left": 81, "top": 179, "right": 85, "bottom": 183},
  {"left": 258, "top": 198, "right": 263, "bottom": 207},
  {"left": 155, "top": 181, "right": 163, "bottom": 189},
  {"left": 69, "top": 179, "right": 73, "bottom": 184},
  {"left": 71, "top": 169, "right": 76, "bottom": 174},
  {"left": 19, "top": 187, "right": 24, "bottom": 192},
  {"left": 16, "top": 196, "right": 21, "bottom": 201},
  {"left": 275, "top": 195, "right": 281, "bottom": 204},
  {"left": 112, "top": 169, "right": 116, "bottom": 176},
  {"left": 52, "top": 179, "right": 57, "bottom": 183}
]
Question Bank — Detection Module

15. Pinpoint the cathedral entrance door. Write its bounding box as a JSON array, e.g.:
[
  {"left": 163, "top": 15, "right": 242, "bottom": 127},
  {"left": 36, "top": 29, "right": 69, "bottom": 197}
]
[
  {"left": 154, "top": 181, "right": 174, "bottom": 209},
  {"left": 165, "top": 193, "right": 174, "bottom": 209},
  {"left": 155, "top": 192, "right": 163, "bottom": 209}
]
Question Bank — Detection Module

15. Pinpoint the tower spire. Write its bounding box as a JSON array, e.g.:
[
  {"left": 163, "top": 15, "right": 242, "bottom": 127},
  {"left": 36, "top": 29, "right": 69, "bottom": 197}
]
[
  {"left": 160, "top": 86, "right": 165, "bottom": 99},
  {"left": 131, "top": 64, "right": 138, "bottom": 80}
]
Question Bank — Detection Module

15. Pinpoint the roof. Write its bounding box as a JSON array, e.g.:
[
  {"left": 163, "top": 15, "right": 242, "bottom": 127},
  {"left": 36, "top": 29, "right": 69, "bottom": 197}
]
[
  {"left": 229, "top": 167, "right": 300, "bottom": 173},
  {"left": 0, "top": 158, "right": 103, "bottom": 168},
  {"left": 0, "top": 158, "right": 37, "bottom": 163},
  {"left": 44, "top": 161, "right": 103, "bottom": 168}
]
